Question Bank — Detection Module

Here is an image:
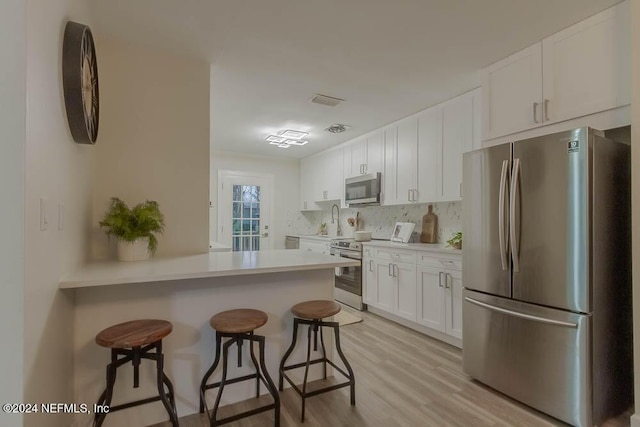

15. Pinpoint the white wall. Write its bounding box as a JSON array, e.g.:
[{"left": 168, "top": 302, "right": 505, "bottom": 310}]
[
  {"left": 210, "top": 151, "right": 300, "bottom": 249},
  {"left": 93, "top": 39, "right": 210, "bottom": 258},
  {"left": 631, "top": 1, "right": 640, "bottom": 426},
  {"left": 24, "top": 1, "right": 95, "bottom": 426},
  {"left": 0, "top": 1, "right": 25, "bottom": 426}
]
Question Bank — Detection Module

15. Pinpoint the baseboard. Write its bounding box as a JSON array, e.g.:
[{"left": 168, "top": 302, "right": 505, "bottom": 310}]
[
  {"left": 366, "top": 306, "right": 462, "bottom": 349},
  {"left": 630, "top": 413, "right": 640, "bottom": 427}
]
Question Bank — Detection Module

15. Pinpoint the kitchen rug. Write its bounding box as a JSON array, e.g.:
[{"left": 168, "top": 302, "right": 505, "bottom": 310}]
[{"left": 332, "top": 310, "right": 362, "bottom": 326}]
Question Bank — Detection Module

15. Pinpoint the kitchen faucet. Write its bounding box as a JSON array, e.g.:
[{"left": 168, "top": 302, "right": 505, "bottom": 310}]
[{"left": 331, "top": 204, "right": 341, "bottom": 236}]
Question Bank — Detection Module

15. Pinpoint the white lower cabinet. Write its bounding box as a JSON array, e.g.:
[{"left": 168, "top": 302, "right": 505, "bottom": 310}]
[
  {"left": 416, "top": 265, "right": 445, "bottom": 331},
  {"left": 364, "top": 244, "right": 462, "bottom": 345},
  {"left": 299, "top": 238, "right": 330, "bottom": 255}
]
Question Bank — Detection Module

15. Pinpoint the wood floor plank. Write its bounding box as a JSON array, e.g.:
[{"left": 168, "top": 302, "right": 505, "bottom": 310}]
[{"left": 149, "top": 308, "right": 630, "bottom": 427}]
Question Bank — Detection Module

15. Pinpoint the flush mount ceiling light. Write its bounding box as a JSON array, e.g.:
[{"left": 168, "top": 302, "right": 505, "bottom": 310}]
[
  {"left": 279, "top": 129, "right": 308, "bottom": 139},
  {"left": 325, "top": 123, "right": 350, "bottom": 134},
  {"left": 285, "top": 139, "right": 308, "bottom": 146},
  {"left": 265, "top": 128, "right": 309, "bottom": 149},
  {"left": 265, "top": 135, "right": 287, "bottom": 143}
]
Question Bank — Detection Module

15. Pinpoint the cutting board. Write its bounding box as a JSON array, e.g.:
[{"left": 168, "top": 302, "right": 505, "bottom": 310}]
[{"left": 420, "top": 205, "right": 438, "bottom": 243}]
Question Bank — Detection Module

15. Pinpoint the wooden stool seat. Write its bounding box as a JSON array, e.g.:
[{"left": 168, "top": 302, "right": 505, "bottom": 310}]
[
  {"left": 95, "top": 319, "right": 173, "bottom": 349},
  {"left": 291, "top": 300, "right": 341, "bottom": 320},
  {"left": 210, "top": 308, "right": 268, "bottom": 334}
]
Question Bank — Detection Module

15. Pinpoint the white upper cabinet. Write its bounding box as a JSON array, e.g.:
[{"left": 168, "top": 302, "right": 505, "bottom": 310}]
[
  {"left": 320, "top": 147, "right": 344, "bottom": 201},
  {"left": 482, "top": 1, "right": 630, "bottom": 140},
  {"left": 482, "top": 43, "right": 543, "bottom": 140},
  {"left": 299, "top": 156, "right": 320, "bottom": 211},
  {"left": 346, "top": 130, "right": 384, "bottom": 177},
  {"left": 416, "top": 105, "right": 441, "bottom": 204},
  {"left": 542, "top": 0, "right": 630, "bottom": 124},
  {"left": 441, "top": 91, "right": 474, "bottom": 201},
  {"left": 383, "top": 118, "right": 419, "bottom": 206}
]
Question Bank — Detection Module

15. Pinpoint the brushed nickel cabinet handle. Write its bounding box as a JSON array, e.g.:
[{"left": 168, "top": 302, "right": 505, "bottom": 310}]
[
  {"left": 439, "top": 272, "right": 444, "bottom": 287},
  {"left": 533, "top": 102, "right": 540, "bottom": 123},
  {"left": 544, "top": 99, "right": 550, "bottom": 121}
]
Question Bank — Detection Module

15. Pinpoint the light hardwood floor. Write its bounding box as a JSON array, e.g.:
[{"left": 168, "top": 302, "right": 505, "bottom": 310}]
[{"left": 150, "top": 308, "right": 630, "bottom": 427}]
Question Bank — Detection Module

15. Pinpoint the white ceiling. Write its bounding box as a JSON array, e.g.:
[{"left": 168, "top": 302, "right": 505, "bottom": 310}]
[{"left": 90, "top": 0, "right": 622, "bottom": 159}]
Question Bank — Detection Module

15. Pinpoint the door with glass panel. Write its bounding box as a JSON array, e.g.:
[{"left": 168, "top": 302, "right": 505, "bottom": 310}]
[{"left": 218, "top": 171, "right": 272, "bottom": 251}]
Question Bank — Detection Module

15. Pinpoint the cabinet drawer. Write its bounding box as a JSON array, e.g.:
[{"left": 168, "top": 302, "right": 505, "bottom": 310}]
[
  {"left": 417, "top": 253, "right": 462, "bottom": 270},
  {"left": 369, "top": 247, "right": 416, "bottom": 264}
]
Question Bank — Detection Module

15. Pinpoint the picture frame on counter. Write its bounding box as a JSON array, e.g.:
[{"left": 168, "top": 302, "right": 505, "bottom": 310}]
[{"left": 390, "top": 222, "right": 415, "bottom": 243}]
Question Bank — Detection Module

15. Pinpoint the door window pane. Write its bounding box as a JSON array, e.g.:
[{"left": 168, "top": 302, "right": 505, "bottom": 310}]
[{"left": 231, "top": 184, "right": 262, "bottom": 252}]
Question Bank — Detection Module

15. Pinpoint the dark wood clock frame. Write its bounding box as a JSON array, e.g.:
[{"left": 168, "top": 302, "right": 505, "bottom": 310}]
[{"left": 62, "top": 21, "right": 99, "bottom": 144}]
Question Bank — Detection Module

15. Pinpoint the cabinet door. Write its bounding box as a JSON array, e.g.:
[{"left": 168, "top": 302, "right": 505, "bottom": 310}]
[
  {"left": 470, "top": 88, "right": 482, "bottom": 152},
  {"left": 324, "top": 147, "right": 344, "bottom": 200},
  {"left": 417, "top": 106, "right": 441, "bottom": 204},
  {"left": 441, "top": 93, "right": 473, "bottom": 201},
  {"left": 396, "top": 117, "right": 418, "bottom": 204},
  {"left": 482, "top": 43, "right": 543, "bottom": 140},
  {"left": 445, "top": 269, "right": 463, "bottom": 339},
  {"left": 299, "top": 157, "right": 318, "bottom": 211},
  {"left": 375, "top": 261, "right": 394, "bottom": 312},
  {"left": 382, "top": 125, "right": 398, "bottom": 205},
  {"left": 417, "top": 265, "right": 445, "bottom": 332},
  {"left": 363, "top": 257, "right": 377, "bottom": 306},
  {"left": 542, "top": 1, "right": 630, "bottom": 124},
  {"left": 365, "top": 130, "right": 384, "bottom": 174},
  {"left": 393, "top": 262, "right": 417, "bottom": 322},
  {"left": 349, "top": 137, "right": 367, "bottom": 176}
]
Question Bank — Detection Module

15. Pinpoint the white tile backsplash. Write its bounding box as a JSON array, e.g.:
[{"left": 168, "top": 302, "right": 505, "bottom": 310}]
[{"left": 287, "top": 202, "right": 461, "bottom": 243}]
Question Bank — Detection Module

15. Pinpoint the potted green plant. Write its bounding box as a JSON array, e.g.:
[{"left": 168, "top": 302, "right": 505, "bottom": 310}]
[
  {"left": 99, "top": 197, "right": 165, "bottom": 261},
  {"left": 446, "top": 231, "right": 462, "bottom": 250}
]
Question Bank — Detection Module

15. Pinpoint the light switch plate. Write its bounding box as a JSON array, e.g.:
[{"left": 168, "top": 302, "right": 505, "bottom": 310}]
[
  {"left": 40, "top": 198, "right": 48, "bottom": 231},
  {"left": 58, "top": 203, "right": 64, "bottom": 231}
]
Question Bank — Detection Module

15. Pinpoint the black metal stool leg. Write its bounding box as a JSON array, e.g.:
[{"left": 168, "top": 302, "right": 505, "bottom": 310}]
[
  {"left": 256, "top": 335, "right": 281, "bottom": 427},
  {"left": 248, "top": 332, "right": 261, "bottom": 398},
  {"left": 332, "top": 323, "right": 356, "bottom": 405},
  {"left": 279, "top": 318, "right": 300, "bottom": 391},
  {"left": 319, "top": 326, "right": 327, "bottom": 379},
  {"left": 200, "top": 332, "right": 223, "bottom": 413},
  {"left": 93, "top": 351, "right": 118, "bottom": 427},
  {"left": 155, "top": 343, "right": 179, "bottom": 427},
  {"left": 300, "top": 322, "right": 314, "bottom": 422},
  {"left": 211, "top": 337, "right": 235, "bottom": 427}
]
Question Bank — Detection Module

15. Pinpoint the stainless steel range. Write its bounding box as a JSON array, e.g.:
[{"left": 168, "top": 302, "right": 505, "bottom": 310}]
[{"left": 330, "top": 238, "right": 363, "bottom": 310}]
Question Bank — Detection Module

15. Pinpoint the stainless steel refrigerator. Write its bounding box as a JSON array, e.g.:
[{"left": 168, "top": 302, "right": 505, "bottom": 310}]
[{"left": 462, "top": 127, "right": 632, "bottom": 427}]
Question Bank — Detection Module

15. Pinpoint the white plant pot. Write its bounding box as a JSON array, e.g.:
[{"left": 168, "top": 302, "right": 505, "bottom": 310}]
[{"left": 117, "top": 238, "right": 151, "bottom": 262}]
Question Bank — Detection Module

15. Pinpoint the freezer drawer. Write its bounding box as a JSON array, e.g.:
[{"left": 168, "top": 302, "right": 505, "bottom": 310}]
[{"left": 463, "top": 289, "right": 591, "bottom": 427}]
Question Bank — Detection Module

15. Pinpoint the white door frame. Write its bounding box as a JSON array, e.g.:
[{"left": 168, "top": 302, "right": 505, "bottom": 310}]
[{"left": 217, "top": 170, "right": 274, "bottom": 250}]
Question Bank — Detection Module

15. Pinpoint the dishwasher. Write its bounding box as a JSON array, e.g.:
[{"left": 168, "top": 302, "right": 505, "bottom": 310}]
[{"left": 285, "top": 236, "right": 299, "bottom": 249}]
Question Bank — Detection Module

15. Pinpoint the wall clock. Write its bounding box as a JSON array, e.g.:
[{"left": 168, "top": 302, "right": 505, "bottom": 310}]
[{"left": 62, "top": 21, "right": 99, "bottom": 144}]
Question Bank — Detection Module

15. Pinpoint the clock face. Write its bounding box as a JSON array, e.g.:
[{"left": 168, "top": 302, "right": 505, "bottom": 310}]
[
  {"left": 63, "top": 21, "right": 100, "bottom": 144},
  {"left": 80, "top": 33, "right": 98, "bottom": 140}
]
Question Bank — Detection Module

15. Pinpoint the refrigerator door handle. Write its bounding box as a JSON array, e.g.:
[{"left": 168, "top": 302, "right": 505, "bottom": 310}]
[
  {"left": 498, "top": 159, "right": 509, "bottom": 271},
  {"left": 510, "top": 158, "right": 521, "bottom": 273},
  {"left": 464, "top": 297, "right": 578, "bottom": 328}
]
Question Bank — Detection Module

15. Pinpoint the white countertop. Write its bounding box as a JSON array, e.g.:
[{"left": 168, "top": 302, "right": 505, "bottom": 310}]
[
  {"left": 59, "top": 249, "right": 359, "bottom": 289},
  {"left": 289, "top": 234, "right": 336, "bottom": 242},
  {"left": 209, "top": 241, "right": 232, "bottom": 252},
  {"left": 362, "top": 240, "right": 462, "bottom": 255}
]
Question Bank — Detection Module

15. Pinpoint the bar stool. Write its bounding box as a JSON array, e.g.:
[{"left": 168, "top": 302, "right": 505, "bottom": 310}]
[
  {"left": 93, "top": 319, "right": 179, "bottom": 427},
  {"left": 279, "top": 300, "right": 355, "bottom": 422},
  {"left": 199, "top": 309, "right": 280, "bottom": 426}
]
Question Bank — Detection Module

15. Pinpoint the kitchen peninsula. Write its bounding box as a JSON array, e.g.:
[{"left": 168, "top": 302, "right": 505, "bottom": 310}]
[{"left": 60, "top": 250, "right": 358, "bottom": 426}]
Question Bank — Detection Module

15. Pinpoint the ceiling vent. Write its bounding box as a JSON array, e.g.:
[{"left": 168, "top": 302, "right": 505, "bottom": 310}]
[
  {"left": 310, "top": 94, "right": 344, "bottom": 107},
  {"left": 325, "top": 123, "right": 350, "bottom": 134}
]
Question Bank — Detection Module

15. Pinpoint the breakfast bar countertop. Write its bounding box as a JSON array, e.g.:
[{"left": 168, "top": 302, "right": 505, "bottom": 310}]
[{"left": 59, "top": 249, "right": 358, "bottom": 289}]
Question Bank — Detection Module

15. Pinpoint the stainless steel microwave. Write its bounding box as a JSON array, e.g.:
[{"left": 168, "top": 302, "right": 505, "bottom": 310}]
[{"left": 345, "top": 173, "right": 381, "bottom": 206}]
